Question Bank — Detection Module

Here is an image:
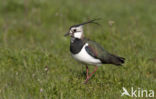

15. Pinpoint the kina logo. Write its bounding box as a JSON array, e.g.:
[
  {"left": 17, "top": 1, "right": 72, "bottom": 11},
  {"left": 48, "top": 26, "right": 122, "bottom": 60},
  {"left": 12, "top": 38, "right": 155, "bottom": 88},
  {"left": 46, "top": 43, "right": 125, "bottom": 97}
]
[{"left": 121, "top": 87, "right": 154, "bottom": 98}]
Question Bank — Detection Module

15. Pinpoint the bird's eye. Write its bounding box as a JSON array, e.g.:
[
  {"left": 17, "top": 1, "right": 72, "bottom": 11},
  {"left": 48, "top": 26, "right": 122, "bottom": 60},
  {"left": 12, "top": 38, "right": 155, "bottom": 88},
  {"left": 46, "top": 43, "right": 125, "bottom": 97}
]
[{"left": 73, "top": 29, "right": 76, "bottom": 32}]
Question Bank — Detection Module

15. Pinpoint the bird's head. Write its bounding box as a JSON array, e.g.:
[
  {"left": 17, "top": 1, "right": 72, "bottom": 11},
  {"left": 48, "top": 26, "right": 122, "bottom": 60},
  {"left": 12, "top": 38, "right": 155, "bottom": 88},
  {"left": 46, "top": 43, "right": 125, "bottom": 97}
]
[
  {"left": 65, "top": 25, "right": 83, "bottom": 39},
  {"left": 64, "top": 19, "right": 100, "bottom": 39}
]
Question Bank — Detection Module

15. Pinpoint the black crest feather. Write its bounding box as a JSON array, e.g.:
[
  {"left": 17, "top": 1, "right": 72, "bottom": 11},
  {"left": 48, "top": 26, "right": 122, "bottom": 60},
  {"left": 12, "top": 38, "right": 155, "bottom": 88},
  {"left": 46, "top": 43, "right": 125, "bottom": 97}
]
[{"left": 70, "top": 18, "right": 101, "bottom": 28}]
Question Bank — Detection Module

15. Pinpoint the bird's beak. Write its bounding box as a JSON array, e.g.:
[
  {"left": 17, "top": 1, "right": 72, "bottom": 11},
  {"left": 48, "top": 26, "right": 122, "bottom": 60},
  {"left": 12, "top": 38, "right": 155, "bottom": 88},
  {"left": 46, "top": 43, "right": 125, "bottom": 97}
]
[{"left": 64, "top": 32, "right": 70, "bottom": 37}]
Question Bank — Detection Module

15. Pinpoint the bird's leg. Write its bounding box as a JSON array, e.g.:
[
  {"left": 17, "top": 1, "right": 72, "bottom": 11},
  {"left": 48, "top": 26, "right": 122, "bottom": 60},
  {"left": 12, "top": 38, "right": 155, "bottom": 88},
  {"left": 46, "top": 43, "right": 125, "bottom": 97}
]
[
  {"left": 84, "top": 66, "right": 98, "bottom": 84},
  {"left": 86, "top": 65, "right": 89, "bottom": 77},
  {"left": 88, "top": 66, "right": 98, "bottom": 78}
]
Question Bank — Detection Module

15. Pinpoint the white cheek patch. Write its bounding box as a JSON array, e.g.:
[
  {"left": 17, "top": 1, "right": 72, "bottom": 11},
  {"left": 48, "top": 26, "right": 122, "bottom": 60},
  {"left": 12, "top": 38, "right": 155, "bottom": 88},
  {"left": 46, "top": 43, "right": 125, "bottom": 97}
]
[{"left": 74, "top": 33, "right": 82, "bottom": 38}]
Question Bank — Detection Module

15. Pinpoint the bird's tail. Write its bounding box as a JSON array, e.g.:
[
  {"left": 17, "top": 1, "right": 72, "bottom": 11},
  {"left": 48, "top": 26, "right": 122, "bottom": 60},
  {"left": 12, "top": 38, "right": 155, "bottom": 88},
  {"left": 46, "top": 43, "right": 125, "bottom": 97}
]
[{"left": 110, "top": 54, "right": 125, "bottom": 66}]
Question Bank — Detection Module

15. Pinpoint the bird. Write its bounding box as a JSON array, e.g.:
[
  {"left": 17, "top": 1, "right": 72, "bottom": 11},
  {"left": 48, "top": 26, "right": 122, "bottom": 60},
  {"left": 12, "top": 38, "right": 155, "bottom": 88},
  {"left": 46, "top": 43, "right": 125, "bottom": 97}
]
[{"left": 64, "top": 19, "right": 125, "bottom": 83}]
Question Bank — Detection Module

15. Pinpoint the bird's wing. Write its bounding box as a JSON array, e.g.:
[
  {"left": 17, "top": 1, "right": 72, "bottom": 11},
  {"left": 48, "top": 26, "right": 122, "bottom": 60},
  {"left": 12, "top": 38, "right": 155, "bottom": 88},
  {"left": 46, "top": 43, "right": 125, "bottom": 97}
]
[
  {"left": 85, "top": 39, "right": 110, "bottom": 60},
  {"left": 84, "top": 38, "right": 125, "bottom": 65}
]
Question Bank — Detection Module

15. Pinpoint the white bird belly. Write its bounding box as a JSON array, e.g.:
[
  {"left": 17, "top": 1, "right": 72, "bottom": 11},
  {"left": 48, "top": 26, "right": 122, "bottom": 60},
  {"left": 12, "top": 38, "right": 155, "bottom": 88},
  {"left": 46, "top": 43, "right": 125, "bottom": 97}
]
[{"left": 71, "top": 43, "right": 101, "bottom": 66}]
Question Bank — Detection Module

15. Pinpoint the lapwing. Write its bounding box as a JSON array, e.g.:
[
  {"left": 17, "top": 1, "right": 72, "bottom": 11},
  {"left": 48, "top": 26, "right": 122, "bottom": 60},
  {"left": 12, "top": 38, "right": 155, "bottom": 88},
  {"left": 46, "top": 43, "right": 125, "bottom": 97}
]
[{"left": 65, "top": 19, "right": 125, "bottom": 83}]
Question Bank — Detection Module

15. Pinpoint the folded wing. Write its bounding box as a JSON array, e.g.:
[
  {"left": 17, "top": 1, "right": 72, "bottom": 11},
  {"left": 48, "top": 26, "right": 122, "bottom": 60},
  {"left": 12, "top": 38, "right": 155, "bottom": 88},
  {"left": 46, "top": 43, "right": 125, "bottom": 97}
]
[{"left": 85, "top": 39, "right": 125, "bottom": 66}]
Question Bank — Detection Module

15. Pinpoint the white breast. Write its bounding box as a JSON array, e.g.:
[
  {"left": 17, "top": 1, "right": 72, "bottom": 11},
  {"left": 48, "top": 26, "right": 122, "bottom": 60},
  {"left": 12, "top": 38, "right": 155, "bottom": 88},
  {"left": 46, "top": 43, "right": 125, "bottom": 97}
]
[{"left": 71, "top": 43, "right": 102, "bottom": 66}]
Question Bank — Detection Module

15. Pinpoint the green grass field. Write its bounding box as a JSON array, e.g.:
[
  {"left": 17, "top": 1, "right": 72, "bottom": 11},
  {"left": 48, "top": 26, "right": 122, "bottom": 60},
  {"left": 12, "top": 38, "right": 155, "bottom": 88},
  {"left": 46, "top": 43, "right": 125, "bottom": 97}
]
[{"left": 0, "top": 0, "right": 156, "bottom": 98}]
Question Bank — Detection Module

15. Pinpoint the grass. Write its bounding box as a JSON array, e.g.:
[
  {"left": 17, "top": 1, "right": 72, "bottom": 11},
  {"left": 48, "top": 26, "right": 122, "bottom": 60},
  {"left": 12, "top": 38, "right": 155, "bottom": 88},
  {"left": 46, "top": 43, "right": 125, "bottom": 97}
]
[{"left": 0, "top": 0, "right": 156, "bottom": 98}]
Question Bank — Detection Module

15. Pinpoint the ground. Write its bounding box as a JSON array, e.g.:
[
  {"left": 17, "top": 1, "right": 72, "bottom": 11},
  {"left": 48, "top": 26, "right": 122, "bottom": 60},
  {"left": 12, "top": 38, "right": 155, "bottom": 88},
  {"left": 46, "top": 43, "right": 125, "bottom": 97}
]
[{"left": 0, "top": 0, "right": 156, "bottom": 99}]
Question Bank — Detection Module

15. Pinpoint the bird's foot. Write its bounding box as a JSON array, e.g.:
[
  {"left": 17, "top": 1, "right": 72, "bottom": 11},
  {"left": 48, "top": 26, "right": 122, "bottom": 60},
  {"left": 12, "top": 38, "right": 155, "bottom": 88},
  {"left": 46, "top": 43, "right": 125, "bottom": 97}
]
[
  {"left": 84, "top": 77, "right": 89, "bottom": 84},
  {"left": 84, "top": 75, "right": 92, "bottom": 84}
]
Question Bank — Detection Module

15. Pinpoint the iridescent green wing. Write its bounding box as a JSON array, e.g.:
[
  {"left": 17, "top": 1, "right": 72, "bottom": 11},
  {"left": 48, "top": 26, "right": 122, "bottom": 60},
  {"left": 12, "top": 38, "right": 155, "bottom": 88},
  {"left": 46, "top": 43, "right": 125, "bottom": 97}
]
[{"left": 84, "top": 38, "right": 125, "bottom": 65}]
